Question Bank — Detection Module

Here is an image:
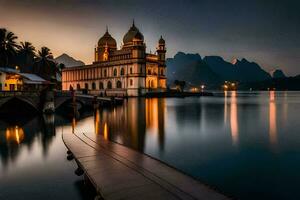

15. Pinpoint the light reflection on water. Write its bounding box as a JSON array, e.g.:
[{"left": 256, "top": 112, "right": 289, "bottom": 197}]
[{"left": 1, "top": 91, "right": 300, "bottom": 200}]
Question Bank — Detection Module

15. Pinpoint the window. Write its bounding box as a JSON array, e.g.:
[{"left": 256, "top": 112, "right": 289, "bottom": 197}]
[
  {"left": 92, "top": 82, "right": 96, "bottom": 90},
  {"left": 140, "top": 67, "right": 143, "bottom": 73},
  {"left": 0, "top": 83, "right": 2, "bottom": 91},
  {"left": 107, "top": 81, "right": 112, "bottom": 89},
  {"left": 116, "top": 81, "right": 122, "bottom": 88},
  {"left": 130, "top": 67, "right": 133, "bottom": 74},
  {"left": 121, "top": 68, "right": 124, "bottom": 76},
  {"left": 130, "top": 79, "right": 133, "bottom": 86},
  {"left": 77, "top": 84, "right": 80, "bottom": 90},
  {"left": 160, "top": 69, "right": 164, "bottom": 75},
  {"left": 148, "top": 69, "right": 151, "bottom": 75},
  {"left": 104, "top": 69, "right": 107, "bottom": 77},
  {"left": 99, "top": 82, "right": 104, "bottom": 89},
  {"left": 114, "top": 68, "right": 117, "bottom": 76},
  {"left": 85, "top": 83, "right": 89, "bottom": 90}
]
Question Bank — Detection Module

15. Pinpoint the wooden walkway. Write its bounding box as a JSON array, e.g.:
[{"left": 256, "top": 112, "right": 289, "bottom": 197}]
[{"left": 62, "top": 132, "right": 230, "bottom": 200}]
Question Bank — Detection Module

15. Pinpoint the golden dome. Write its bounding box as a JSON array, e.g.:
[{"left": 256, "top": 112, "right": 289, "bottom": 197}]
[
  {"left": 123, "top": 21, "right": 144, "bottom": 45},
  {"left": 98, "top": 28, "right": 117, "bottom": 48}
]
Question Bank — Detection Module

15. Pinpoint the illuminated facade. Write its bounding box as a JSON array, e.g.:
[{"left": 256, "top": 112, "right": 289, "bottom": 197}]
[
  {"left": 0, "top": 68, "right": 48, "bottom": 91},
  {"left": 62, "top": 22, "right": 167, "bottom": 96}
]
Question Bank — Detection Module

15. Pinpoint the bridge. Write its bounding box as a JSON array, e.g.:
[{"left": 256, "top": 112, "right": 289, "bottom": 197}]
[{"left": 0, "top": 91, "right": 124, "bottom": 114}]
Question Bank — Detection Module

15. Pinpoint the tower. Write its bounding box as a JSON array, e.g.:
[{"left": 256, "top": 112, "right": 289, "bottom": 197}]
[{"left": 157, "top": 36, "right": 166, "bottom": 61}]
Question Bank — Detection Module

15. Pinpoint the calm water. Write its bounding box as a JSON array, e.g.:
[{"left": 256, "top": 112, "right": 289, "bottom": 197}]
[{"left": 1, "top": 91, "right": 300, "bottom": 200}]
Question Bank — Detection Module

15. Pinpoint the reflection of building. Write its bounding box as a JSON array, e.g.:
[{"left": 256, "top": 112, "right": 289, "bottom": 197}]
[
  {"left": 95, "top": 98, "right": 166, "bottom": 152},
  {"left": 62, "top": 22, "right": 167, "bottom": 96},
  {"left": 0, "top": 67, "right": 49, "bottom": 91}
]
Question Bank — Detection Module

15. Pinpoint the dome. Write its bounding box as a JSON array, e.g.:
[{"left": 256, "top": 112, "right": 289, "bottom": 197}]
[
  {"left": 123, "top": 21, "right": 144, "bottom": 44},
  {"left": 159, "top": 36, "right": 165, "bottom": 44},
  {"left": 98, "top": 29, "right": 117, "bottom": 48}
]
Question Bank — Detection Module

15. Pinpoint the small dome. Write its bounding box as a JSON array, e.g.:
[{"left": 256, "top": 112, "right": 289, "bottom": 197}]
[
  {"left": 159, "top": 36, "right": 165, "bottom": 44},
  {"left": 98, "top": 29, "right": 117, "bottom": 48},
  {"left": 123, "top": 21, "right": 144, "bottom": 44}
]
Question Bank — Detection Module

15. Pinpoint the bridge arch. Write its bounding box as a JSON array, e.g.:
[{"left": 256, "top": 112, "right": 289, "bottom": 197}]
[{"left": 0, "top": 96, "right": 39, "bottom": 114}]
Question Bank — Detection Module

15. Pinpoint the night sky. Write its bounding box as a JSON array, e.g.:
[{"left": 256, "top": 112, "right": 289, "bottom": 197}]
[{"left": 1, "top": 0, "right": 299, "bottom": 75}]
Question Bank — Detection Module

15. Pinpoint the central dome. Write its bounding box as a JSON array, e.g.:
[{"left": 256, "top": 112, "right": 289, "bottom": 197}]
[
  {"left": 123, "top": 22, "right": 144, "bottom": 45},
  {"left": 98, "top": 29, "right": 117, "bottom": 48}
]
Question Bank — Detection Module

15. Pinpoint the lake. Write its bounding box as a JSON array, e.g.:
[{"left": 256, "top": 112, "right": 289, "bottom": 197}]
[{"left": 1, "top": 91, "right": 300, "bottom": 200}]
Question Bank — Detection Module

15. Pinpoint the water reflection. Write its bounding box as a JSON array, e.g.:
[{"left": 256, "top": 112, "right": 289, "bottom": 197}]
[
  {"left": 230, "top": 91, "right": 239, "bottom": 145},
  {"left": 93, "top": 98, "right": 166, "bottom": 152},
  {"left": 269, "top": 91, "right": 277, "bottom": 145},
  {"left": 5, "top": 126, "right": 25, "bottom": 145},
  {"left": 0, "top": 115, "right": 57, "bottom": 168}
]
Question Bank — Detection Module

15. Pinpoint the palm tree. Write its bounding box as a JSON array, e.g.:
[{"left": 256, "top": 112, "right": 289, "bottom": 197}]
[
  {"left": 34, "top": 47, "right": 56, "bottom": 81},
  {"left": 0, "top": 28, "right": 20, "bottom": 67},
  {"left": 18, "top": 41, "right": 36, "bottom": 72}
]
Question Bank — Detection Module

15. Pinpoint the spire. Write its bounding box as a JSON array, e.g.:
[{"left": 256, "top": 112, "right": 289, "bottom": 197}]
[
  {"left": 106, "top": 25, "right": 108, "bottom": 33},
  {"left": 132, "top": 19, "right": 135, "bottom": 27}
]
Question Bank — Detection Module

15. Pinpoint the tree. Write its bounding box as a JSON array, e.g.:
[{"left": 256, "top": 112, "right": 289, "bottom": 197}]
[
  {"left": 0, "top": 28, "right": 19, "bottom": 67},
  {"left": 34, "top": 46, "right": 57, "bottom": 81},
  {"left": 17, "top": 41, "right": 36, "bottom": 72},
  {"left": 174, "top": 80, "right": 186, "bottom": 92}
]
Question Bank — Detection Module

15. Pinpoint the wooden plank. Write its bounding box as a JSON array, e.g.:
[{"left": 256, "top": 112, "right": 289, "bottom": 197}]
[{"left": 63, "top": 132, "right": 230, "bottom": 200}]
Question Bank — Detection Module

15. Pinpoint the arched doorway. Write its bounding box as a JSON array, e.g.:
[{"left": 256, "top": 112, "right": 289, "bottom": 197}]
[
  {"left": 92, "top": 82, "right": 96, "bottom": 90},
  {"left": 107, "top": 81, "right": 112, "bottom": 89},
  {"left": 77, "top": 84, "right": 80, "bottom": 90},
  {"left": 116, "top": 81, "right": 122, "bottom": 88}
]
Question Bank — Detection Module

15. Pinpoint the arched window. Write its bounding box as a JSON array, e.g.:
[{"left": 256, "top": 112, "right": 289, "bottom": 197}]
[
  {"left": 107, "top": 81, "right": 112, "bottom": 89},
  {"left": 77, "top": 84, "right": 81, "bottom": 90},
  {"left": 130, "top": 79, "right": 133, "bottom": 86},
  {"left": 130, "top": 67, "right": 133, "bottom": 74},
  {"left": 121, "top": 68, "right": 124, "bottom": 76},
  {"left": 85, "top": 83, "right": 89, "bottom": 90},
  {"left": 148, "top": 69, "right": 151, "bottom": 75},
  {"left": 116, "top": 81, "right": 122, "bottom": 88},
  {"left": 104, "top": 69, "right": 107, "bottom": 77},
  {"left": 114, "top": 68, "right": 117, "bottom": 76},
  {"left": 99, "top": 82, "right": 104, "bottom": 89},
  {"left": 92, "top": 82, "right": 96, "bottom": 90},
  {"left": 69, "top": 85, "right": 73, "bottom": 91},
  {"left": 160, "top": 69, "right": 164, "bottom": 75}
]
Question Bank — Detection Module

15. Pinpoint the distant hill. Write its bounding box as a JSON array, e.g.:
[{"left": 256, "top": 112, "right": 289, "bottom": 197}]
[
  {"left": 203, "top": 56, "right": 271, "bottom": 82},
  {"left": 166, "top": 52, "right": 222, "bottom": 88},
  {"left": 55, "top": 53, "right": 85, "bottom": 67},
  {"left": 271, "top": 69, "right": 286, "bottom": 79},
  {"left": 239, "top": 75, "right": 300, "bottom": 90}
]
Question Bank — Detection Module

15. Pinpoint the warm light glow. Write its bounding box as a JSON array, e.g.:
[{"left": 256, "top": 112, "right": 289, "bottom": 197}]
[
  {"left": 104, "top": 122, "right": 108, "bottom": 140},
  {"left": 269, "top": 91, "right": 277, "bottom": 145},
  {"left": 146, "top": 98, "right": 159, "bottom": 133},
  {"left": 6, "top": 126, "right": 25, "bottom": 144},
  {"left": 230, "top": 91, "right": 238, "bottom": 145},
  {"left": 94, "top": 109, "right": 100, "bottom": 134}
]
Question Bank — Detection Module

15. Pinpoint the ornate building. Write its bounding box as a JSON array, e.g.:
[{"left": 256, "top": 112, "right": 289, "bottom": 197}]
[{"left": 62, "top": 22, "right": 167, "bottom": 96}]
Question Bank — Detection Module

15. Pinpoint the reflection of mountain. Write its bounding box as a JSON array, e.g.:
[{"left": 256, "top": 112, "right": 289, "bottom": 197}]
[
  {"left": 95, "top": 98, "right": 166, "bottom": 152},
  {"left": 0, "top": 115, "right": 57, "bottom": 168}
]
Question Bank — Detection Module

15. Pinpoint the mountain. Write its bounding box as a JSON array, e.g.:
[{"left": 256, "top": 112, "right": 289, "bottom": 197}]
[
  {"left": 55, "top": 53, "right": 85, "bottom": 67},
  {"left": 272, "top": 69, "right": 286, "bottom": 79},
  {"left": 203, "top": 56, "right": 238, "bottom": 80},
  {"left": 203, "top": 56, "right": 271, "bottom": 82},
  {"left": 166, "top": 52, "right": 222, "bottom": 88}
]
